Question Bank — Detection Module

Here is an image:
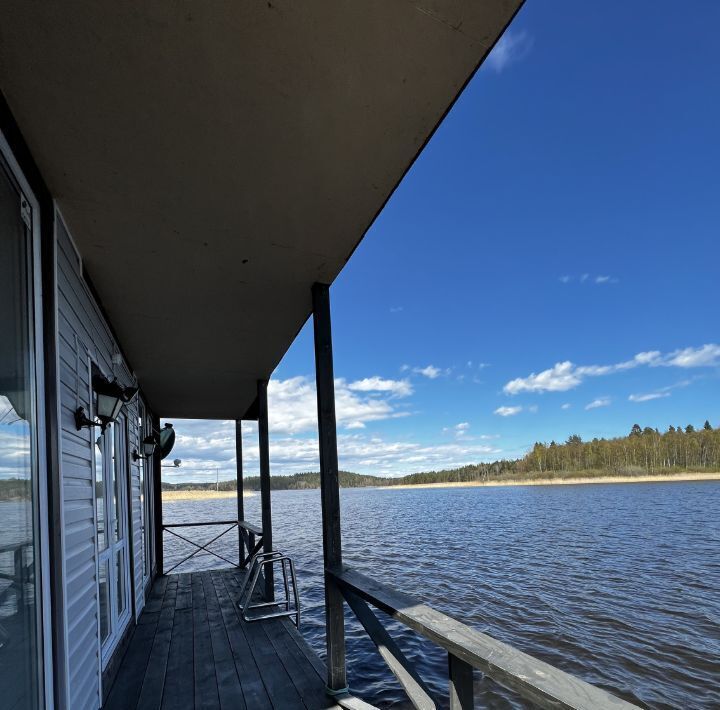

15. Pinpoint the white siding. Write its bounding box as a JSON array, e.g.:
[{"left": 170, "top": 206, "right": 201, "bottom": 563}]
[{"left": 56, "top": 214, "right": 145, "bottom": 709}]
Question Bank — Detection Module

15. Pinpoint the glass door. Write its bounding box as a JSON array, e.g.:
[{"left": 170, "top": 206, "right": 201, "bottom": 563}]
[
  {"left": 0, "top": 151, "right": 46, "bottom": 708},
  {"left": 94, "top": 411, "right": 131, "bottom": 665}
]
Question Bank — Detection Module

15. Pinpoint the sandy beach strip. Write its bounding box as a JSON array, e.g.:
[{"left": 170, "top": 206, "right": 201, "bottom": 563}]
[
  {"left": 162, "top": 489, "right": 257, "bottom": 501},
  {"left": 380, "top": 472, "right": 720, "bottom": 490}
]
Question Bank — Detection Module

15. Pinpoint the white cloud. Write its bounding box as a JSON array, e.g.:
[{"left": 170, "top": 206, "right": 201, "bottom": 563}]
[
  {"left": 485, "top": 30, "right": 532, "bottom": 73},
  {"left": 561, "top": 403, "right": 572, "bottom": 410},
  {"left": 560, "top": 274, "right": 618, "bottom": 285},
  {"left": 662, "top": 344, "right": 720, "bottom": 368},
  {"left": 585, "top": 397, "right": 611, "bottom": 410},
  {"left": 413, "top": 365, "right": 442, "bottom": 379},
  {"left": 347, "top": 377, "right": 413, "bottom": 397},
  {"left": 390, "top": 306, "right": 403, "bottom": 313},
  {"left": 494, "top": 406, "right": 523, "bottom": 417},
  {"left": 629, "top": 392, "right": 669, "bottom": 403},
  {"left": 166, "top": 418, "right": 503, "bottom": 480},
  {"left": 503, "top": 345, "right": 717, "bottom": 395},
  {"left": 456, "top": 422, "right": 470, "bottom": 431}
]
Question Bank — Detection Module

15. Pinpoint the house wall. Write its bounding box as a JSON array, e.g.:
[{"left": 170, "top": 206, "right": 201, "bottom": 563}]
[{"left": 56, "top": 213, "right": 147, "bottom": 709}]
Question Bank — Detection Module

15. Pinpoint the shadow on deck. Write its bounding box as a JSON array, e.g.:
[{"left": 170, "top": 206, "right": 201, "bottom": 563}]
[{"left": 103, "top": 569, "right": 351, "bottom": 710}]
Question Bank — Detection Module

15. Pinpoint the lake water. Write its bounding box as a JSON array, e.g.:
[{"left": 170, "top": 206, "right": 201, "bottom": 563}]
[{"left": 162, "top": 481, "right": 720, "bottom": 709}]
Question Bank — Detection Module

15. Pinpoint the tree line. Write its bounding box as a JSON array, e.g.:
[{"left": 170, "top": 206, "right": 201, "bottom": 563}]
[
  {"left": 524, "top": 420, "right": 719, "bottom": 475},
  {"left": 155, "top": 418, "right": 720, "bottom": 493}
]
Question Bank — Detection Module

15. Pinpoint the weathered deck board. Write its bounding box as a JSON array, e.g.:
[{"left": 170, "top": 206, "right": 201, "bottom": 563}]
[{"left": 103, "top": 569, "right": 356, "bottom": 710}]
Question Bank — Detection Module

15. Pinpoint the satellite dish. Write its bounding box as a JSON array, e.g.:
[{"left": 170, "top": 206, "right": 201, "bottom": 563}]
[{"left": 159, "top": 423, "right": 176, "bottom": 459}]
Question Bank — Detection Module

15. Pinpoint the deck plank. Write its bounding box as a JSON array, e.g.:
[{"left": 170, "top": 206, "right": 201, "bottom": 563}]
[
  {"left": 221, "top": 571, "right": 306, "bottom": 710},
  {"left": 160, "top": 576, "right": 194, "bottom": 710},
  {"left": 200, "top": 573, "right": 247, "bottom": 710},
  {"left": 104, "top": 576, "right": 170, "bottom": 710},
  {"left": 210, "top": 570, "right": 273, "bottom": 709},
  {"left": 136, "top": 577, "right": 178, "bottom": 710},
  {"left": 192, "top": 574, "right": 220, "bottom": 710},
  {"left": 103, "top": 569, "right": 351, "bottom": 710}
]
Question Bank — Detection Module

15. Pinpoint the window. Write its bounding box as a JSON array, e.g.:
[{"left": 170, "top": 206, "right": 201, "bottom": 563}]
[
  {"left": 94, "top": 411, "right": 131, "bottom": 663},
  {"left": 0, "top": 151, "right": 45, "bottom": 708}
]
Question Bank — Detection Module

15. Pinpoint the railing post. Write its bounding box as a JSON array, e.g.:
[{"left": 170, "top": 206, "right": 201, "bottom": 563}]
[
  {"left": 312, "top": 282, "right": 347, "bottom": 694},
  {"left": 448, "top": 653, "right": 473, "bottom": 710},
  {"left": 235, "top": 418, "right": 244, "bottom": 566},
  {"left": 257, "top": 379, "right": 274, "bottom": 601},
  {"left": 152, "top": 413, "right": 164, "bottom": 576}
]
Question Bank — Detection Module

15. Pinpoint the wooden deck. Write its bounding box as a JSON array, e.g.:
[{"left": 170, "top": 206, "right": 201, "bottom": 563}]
[{"left": 103, "top": 569, "right": 357, "bottom": 710}]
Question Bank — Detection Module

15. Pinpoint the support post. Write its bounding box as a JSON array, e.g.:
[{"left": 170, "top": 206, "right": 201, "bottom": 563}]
[
  {"left": 448, "top": 653, "right": 474, "bottom": 710},
  {"left": 257, "top": 379, "right": 274, "bottom": 600},
  {"left": 235, "top": 419, "right": 244, "bottom": 565},
  {"left": 312, "top": 282, "right": 347, "bottom": 693},
  {"left": 152, "top": 413, "right": 163, "bottom": 576}
]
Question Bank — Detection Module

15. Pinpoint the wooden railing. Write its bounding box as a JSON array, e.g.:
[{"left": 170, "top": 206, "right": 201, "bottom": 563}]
[
  {"left": 329, "top": 567, "right": 638, "bottom": 710},
  {"left": 162, "top": 520, "right": 239, "bottom": 573},
  {"left": 161, "top": 519, "right": 264, "bottom": 574},
  {"left": 238, "top": 520, "right": 264, "bottom": 568}
]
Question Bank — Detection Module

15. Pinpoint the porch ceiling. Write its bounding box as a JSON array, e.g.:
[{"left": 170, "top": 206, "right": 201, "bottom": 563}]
[{"left": 0, "top": 1, "right": 521, "bottom": 419}]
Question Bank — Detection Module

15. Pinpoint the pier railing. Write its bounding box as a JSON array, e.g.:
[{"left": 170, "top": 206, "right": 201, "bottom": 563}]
[
  {"left": 329, "top": 567, "right": 638, "bottom": 710},
  {"left": 161, "top": 520, "right": 264, "bottom": 574}
]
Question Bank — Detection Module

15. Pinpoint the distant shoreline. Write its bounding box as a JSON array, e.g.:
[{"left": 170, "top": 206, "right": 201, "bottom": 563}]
[
  {"left": 162, "top": 490, "right": 256, "bottom": 501},
  {"left": 380, "top": 471, "right": 720, "bottom": 490},
  {"left": 159, "top": 472, "right": 720, "bottom": 500}
]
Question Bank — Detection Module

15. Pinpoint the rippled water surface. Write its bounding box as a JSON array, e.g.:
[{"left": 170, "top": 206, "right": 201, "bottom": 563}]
[{"left": 163, "top": 481, "right": 720, "bottom": 708}]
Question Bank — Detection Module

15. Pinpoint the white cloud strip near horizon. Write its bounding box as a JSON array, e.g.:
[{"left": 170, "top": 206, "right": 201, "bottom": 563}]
[
  {"left": 503, "top": 344, "right": 720, "bottom": 395},
  {"left": 168, "top": 420, "right": 503, "bottom": 480}
]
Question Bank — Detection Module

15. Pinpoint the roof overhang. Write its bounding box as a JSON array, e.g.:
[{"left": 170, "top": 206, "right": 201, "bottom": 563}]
[{"left": 0, "top": 1, "right": 522, "bottom": 418}]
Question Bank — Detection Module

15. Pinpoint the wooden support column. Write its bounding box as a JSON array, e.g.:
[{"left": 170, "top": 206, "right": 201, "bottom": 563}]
[
  {"left": 235, "top": 419, "right": 244, "bottom": 565},
  {"left": 449, "top": 654, "right": 474, "bottom": 709},
  {"left": 151, "top": 413, "right": 163, "bottom": 576},
  {"left": 257, "top": 379, "right": 274, "bottom": 600},
  {"left": 312, "top": 282, "right": 347, "bottom": 693}
]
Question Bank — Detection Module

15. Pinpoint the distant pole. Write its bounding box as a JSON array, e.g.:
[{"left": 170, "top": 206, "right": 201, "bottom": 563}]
[
  {"left": 312, "top": 282, "right": 347, "bottom": 693},
  {"left": 257, "top": 379, "right": 274, "bottom": 600},
  {"left": 236, "top": 419, "right": 244, "bottom": 565}
]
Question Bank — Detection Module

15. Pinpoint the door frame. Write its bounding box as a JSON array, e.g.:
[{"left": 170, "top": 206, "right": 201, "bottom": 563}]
[
  {"left": 91, "top": 394, "right": 133, "bottom": 670},
  {"left": 0, "top": 129, "right": 53, "bottom": 708}
]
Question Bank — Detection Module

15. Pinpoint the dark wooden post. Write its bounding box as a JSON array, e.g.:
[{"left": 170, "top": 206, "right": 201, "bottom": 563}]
[
  {"left": 235, "top": 419, "right": 244, "bottom": 565},
  {"left": 257, "top": 379, "right": 274, "bottom": 600},
  {"left": 448, "top": 654, "right": 474, "bottom": 709},
  {"left": 152, "top": 413, "right": 163, "bottom": 576},
  {"left": 312, "top": 282, "right": 347, "bottom": 693}
]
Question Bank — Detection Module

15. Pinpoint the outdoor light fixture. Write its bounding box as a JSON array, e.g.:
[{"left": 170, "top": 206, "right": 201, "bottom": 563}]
[
  {"left": 132, "top": 434, "right": 158, "bottom": 461},
  {"left": 75, "top": 371, "right": 139, "bottom": 432}
]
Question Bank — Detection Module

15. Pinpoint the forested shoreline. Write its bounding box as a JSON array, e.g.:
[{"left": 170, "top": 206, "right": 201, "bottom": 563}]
[
  {"left": 157, "top": 420, "right": 720, "bottom": 492},
  {"left": 4, "top": 422, "right": 716, "bottom": 500}
]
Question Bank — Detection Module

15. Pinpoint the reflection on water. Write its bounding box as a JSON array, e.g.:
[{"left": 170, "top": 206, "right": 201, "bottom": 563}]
[{"left": 163, "top": 481, "right": 720, "bottom": 709}]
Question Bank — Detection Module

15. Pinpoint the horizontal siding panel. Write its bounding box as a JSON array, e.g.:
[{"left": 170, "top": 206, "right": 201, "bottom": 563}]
[
  {"left": 63, "top": 478, "right": 93, "bottom": 502},
  {"left": 65, "top": 541, "right": 95, "bottom": 580},
  {"left": 61, "top": 455, "right": 93, "bottom": 481}
]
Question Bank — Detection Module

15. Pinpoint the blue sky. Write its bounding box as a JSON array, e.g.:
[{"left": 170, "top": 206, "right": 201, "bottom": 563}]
[{"left": 166, "top": 1, "right": 720, "bottom": 483}]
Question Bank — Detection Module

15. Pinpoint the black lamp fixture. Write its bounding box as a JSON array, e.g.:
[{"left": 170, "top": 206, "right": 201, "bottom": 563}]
[
  {"left": 132, "top": 434, "right": 158, "bottom": 461},
  {"left": 75, "top": 370, "right": 139, "bottom": 432}
]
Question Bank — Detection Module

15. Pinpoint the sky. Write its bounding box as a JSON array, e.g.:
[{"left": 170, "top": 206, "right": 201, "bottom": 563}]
[{"left": 165, "top": 1, "right": 720, "bottom": 484}]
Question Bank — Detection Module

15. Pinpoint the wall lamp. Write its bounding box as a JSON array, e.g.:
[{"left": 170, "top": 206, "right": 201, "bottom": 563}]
[
  {"left": 75, "top": 372, "right": 139, "bottom": 432},
  {"left": 132, "top": 434, "right": 158, "bottom": 461}
]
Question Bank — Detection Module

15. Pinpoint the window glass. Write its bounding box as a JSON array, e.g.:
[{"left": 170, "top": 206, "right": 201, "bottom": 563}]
[
  {"left": 0, "top": 160, "right": 42, "bottom": 709},
  {"left": 95, "top": 434, "right": 106, "bottom": 551},
  {"left": 98, "top": 559, "right": 110, "bottom": 644}
]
